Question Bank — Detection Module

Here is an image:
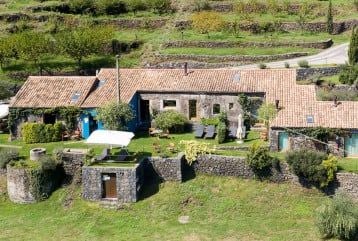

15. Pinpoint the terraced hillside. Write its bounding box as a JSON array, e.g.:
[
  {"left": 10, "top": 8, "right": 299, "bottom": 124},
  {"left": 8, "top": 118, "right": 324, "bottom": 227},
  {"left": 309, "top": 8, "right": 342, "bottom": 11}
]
[{"left": 0, "top": 0, "right": 356, "bottom": 98}]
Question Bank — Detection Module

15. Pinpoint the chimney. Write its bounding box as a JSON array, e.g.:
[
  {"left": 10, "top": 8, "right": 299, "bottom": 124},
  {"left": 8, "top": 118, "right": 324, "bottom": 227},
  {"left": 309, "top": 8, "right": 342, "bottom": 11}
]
[
  {"left": 184, "top": 62, "right": 188, "bottom": 76},
  {"left": 116, "top": 55, "right": 120, "bottom": 103},
  {"left": 275, "top": 100, "right": 280, "bottom": 110},
  {"left": 334, "top": 95, "right": 338, "bottom": 107},
  {"left": 95, "top": 69, "right": 99, "bottom": 76}
]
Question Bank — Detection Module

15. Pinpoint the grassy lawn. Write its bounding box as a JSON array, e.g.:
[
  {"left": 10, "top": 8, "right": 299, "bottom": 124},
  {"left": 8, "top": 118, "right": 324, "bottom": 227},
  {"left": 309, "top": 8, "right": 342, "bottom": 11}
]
[{"left": 0, "top": 174, "right": 333, "bottom": 241}]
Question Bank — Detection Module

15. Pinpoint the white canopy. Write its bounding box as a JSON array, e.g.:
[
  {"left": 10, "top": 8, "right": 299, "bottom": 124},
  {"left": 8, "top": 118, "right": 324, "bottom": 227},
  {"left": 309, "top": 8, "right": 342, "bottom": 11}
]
[
  {"left": 0, "top": 104, "right": 9, "bottom": 119},
  {"left": 86, "top": 130, "right": 135, "bottom": 147}
]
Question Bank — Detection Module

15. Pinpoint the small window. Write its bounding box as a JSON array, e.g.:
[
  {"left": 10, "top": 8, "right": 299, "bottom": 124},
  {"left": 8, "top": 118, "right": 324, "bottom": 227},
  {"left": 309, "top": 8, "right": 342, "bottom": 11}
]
[
  {"left": 213, "top": 104, "right": 221, "bottom": 114},
  {"left": 306, "top": 115, "right": 314, "bottom": 124},
  {"left": 71, "top": 92, "right": 81, "bottom": 103},
  {"left": 163, "top": 100, "right": 176, "bottom": 108},
  {"left": 229, "top": 103, "right": 234, "bottom": 110}
]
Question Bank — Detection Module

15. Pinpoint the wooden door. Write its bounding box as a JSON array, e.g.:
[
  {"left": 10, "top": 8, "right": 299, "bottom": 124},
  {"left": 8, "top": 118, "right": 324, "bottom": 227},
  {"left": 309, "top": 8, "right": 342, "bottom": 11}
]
[{"left": 102, "top": 173, "right": 117, "bottom": 199}]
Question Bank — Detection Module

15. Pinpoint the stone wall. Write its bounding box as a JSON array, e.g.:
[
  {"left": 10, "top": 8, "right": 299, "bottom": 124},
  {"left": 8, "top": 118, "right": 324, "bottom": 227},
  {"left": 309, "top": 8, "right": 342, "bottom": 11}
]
[
  {"left": 335, "top": 173, "right": 358, "bottom": 200},
  {"left": 6, "top": 165, "right": 57, "bottom": 204},
  {"left": 163, "top": 39, "right": 333, "bottom": 49},
  {"left": 0, "top": 168, "right": 6, "bottom": 176},
  {"left": 192, "top": 155, "right": 297, "bottom": 183},
  {"left": 150, "top": 52, "right": 309, "bottom": 65},
  {"left": 60, "top": 149, "right": 87, "bottom": 184},
  {"left": 174, "top": 19, "right": 357, "bottom": 34},
  {"left": 139, "top": 92, "right": 248, "bottom": 125},
  {"left": 148, "top": 154, "right": 183, "bottom": 182},
  {"left": 145, "top": 61, "right": 242, "bottom": 69},
  {"left": 297, "top": 67, "right": 341, "bottom": 81},
  {"left": 100, "top": 18, "right": 168, "bottom": 29},
  {"left": 82, "top": 163, "right": 144, "bottom": 203}
]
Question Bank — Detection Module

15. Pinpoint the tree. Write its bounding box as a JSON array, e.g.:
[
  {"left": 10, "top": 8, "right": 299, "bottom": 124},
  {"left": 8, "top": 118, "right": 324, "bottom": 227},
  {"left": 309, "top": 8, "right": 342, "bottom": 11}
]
[
  {"left": 326, "top": 0, "right": 333, "bottom": 34},
  {"left": 56, "top": 26, "right": 114, "bottom": 70},
  {"left": 257, "top": 103, "right": 277, "bottom": 140},
  {"left": 151, "top": 0, "right": 171, "bottom": 14},
  {"left": 127, "top": 0, "right": 148, "bottom": 14},
  {"left": 96, "top": 102, "right": 134, "bottom": 131},
  {"left": 15, "top": 32, "right": 54, "bottom": 74},
  {"left": 348, "top": 26, "right": 358, "bottom": 65},
  {"left": 191, "top": 11, "right": 225, "bottom": 38},
  {"left": 0, "top": 81, "right": 12, "bottom": 100},
  {"left": 0, "top": 37, "right": 12, "bottom": 69},
  {"left": 296, "top": 1, "right": 311, "bottom": 31}
]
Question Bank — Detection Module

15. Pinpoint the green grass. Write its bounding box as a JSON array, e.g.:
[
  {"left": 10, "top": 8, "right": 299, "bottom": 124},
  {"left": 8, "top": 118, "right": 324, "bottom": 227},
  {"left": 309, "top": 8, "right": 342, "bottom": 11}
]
[
  {"left": 338, "top": 158, "right": 358, "bottom": 174},
  {"left": 0, "top": 174, "right": 333, "bottom": 241}
]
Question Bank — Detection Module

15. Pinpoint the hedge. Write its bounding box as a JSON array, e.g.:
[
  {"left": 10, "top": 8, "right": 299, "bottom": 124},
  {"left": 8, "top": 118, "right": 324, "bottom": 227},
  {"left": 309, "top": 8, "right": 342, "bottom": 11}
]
[{"left": 22, "top": 122, "right": 63, "bottom": 144}]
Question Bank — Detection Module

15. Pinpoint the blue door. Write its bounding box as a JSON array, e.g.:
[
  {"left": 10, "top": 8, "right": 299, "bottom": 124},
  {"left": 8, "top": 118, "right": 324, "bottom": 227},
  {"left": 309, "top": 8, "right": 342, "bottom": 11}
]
[
  {"left": 345, "top": 134, "right": 358, "bottom": 157},
  {"left": 279, "top": 132, "right": 289, "bottom": 151}
]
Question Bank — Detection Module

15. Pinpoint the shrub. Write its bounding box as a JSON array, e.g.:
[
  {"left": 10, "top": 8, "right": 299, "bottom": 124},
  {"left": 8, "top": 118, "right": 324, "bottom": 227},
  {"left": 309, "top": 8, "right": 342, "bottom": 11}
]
[
  {"left": 298, "top": 60, "right": 310, "bottom": 68},
  {"left": 22, "top": 122, "right": 63, "bottom": 144},
  {"left": 317, "top": 88, "right": 358, "bottom": 101},
  {"left": 216, "top": 121, "right": 227, "bottom": 144},
  {"left": 155, "top": 110, "right": 187, "bottom": 133},
  {"left": 0, "top": 149, "right": 19, "bottom": 169},
  {"left": 246, "top": 144, "right": 277, "bottom": 178},
  {"left": 339, "top": 64, "right": 358, "bottom": 86},
  {"left": 39, "top": 155, "right": 57, "bottom": 171},
  {"left": 285, "top": 149, "right": 337, "bottom": 188},
  {"left": 96, "top": 101, "right": 134, "bottom": 131},
  {"left": 316, "top": 194, "right": 358, "bottom": 240},
  {"left": 284, "top": 62, "right": 290, "bottom": 68},
  {"left": 180, "top": 140, "right": 212, "bottom": 165},
  {"left": 191, "top": 11, "right": 225, "bottom": 37},
  {"left": 69, "top": 0, "right": 96, "bottom": 14},
  {"left": 200, "top": 117, "right": 220, "bottom": 126},
  {"left": 96, "top": 0, "right": 128, "bottom": 15},
  {"left": 258, "top": 63, "right": 267, "bottom": 69},
  {"left": 151, "top": 0, "right": 171, "bottom": 14}
]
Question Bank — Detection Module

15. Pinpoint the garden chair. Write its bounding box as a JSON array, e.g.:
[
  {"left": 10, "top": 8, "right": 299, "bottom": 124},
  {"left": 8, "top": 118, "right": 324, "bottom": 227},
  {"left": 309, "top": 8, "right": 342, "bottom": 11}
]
[
  {"left": 194, "top": 124, "right": 205, "bottom": 138},
  {"left": 95, "top": 148, "right": 110, "bottom": 162},
  {"left": 204, "top": 125, "right": 216, "bottom": 139}
]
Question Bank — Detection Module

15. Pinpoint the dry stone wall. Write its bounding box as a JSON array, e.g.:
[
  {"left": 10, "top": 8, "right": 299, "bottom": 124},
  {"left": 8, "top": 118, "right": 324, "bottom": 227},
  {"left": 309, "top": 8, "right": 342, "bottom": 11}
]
[
  {"left": 335, "top": 173, "right": 358, "bottom": 200},
  {"left": 297, "top": 67, "right": 341, "bottom": 81},
  {"left": 163, "top": 39, "right": 333, "bottom": 49},
  {"left": 148, "top": 154, "right": 183, "bottom": 182}
]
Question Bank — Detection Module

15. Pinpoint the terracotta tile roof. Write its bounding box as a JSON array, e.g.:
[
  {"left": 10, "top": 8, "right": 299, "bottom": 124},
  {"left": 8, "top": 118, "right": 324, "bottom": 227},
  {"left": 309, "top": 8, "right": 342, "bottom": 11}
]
[
  {"left": 10, "top": 76, "right": 97, "bottom": 108},
  {"left": 11, "top": 68, "right": 358, "bottom": 129}
]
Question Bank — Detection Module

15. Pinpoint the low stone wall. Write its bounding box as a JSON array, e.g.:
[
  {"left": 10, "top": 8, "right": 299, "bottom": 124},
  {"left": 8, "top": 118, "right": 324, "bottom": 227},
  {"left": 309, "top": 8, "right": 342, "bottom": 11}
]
[
  {"left": 151, "top": 52, "right": 308, "bottom": 65},
  {"left": 60, "top": 149, "right": 87, "bottom": 184},
  {"left": 148, "top": 154, "right": 183, "bottom": 182},
  {"left": 193, "top": 155, "right": 297, "bottom": 183},
  {"left": 174, "top": 19, "right": 357, "bottom": 34},
  {"left": 6, "top": 165, "right": 57, "bottom": 204},
  {"left": 100, "top": 18, "right": 168, "bottom": 29},
  {"left": 335, "top": 173, "right": 358, "bottom": 200},
  {"left": 297, "top": 67, "right": 341, "bottom": 81},
  {"left": 163, "top": 39, "right": 333, "bottom": 49},
  {"left": 82, "top": 163, "right": 144, "bottom": 203}
]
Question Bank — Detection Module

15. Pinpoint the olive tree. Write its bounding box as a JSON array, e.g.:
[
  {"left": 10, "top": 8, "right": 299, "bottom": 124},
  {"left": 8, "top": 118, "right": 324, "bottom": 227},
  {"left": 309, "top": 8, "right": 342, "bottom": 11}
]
[
  {"left": 96, "top": 102, "right": 134, "bottom": 131},
  {"left": 56, "top": 26, "right": 114, "bottom": 69},
  {"left": 257, "top": 103, "right": 277, "bottom": 140}
]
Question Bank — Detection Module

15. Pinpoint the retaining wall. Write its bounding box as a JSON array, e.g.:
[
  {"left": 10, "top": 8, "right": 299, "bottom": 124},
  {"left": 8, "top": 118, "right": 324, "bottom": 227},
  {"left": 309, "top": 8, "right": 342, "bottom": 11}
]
[
  {"left": 163, "top": 39, "right": 333, "bottom": 49},
  {"left": 297, "top": 67, "right": 341, "bottom": 81},
  {"left": 335, "top": 173, "right": 358, "bottom": 200},
  {"left": 148, "top": 154, "right": 183, "bottom": 182},
  {"left": 151, "top": 52, "right": 308, "bottom": 65},
  {"left": 60, "top": 149, "right": 87, "bottom": 184}
]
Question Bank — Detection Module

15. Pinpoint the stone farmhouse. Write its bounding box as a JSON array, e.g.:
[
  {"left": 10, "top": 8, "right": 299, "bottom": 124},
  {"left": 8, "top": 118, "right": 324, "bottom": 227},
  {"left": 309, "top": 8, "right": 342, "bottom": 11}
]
[{"left": 9, "top": 68, "right": 358, "bottom": 157}]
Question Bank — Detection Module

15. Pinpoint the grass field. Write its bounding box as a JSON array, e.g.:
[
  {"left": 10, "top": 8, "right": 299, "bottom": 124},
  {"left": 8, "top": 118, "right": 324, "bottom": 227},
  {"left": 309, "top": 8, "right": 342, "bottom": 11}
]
[{"left": 0, "top": 174, "right": 335, "bottom": 241}]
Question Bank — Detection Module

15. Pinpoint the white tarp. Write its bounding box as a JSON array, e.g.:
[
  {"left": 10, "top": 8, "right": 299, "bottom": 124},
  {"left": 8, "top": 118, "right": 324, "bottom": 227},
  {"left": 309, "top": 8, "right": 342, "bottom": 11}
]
[
  {"left": 0, "top": 104, "right": 9, "bottom": 119},
  {"left": 86, "top": 130, "right": 135, "bottom": 147}
]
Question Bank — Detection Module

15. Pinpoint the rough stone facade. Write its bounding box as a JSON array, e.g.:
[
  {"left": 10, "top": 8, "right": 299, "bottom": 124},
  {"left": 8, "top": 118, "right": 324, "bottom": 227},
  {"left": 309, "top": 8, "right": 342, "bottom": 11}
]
[
  {"left": 6, "top": 165, "right": 57, "bottom": 204},
  {"left": 150, "top": 52, "right": 309, "bottom": 65},
  {"left": 163, "top": 39, "right": 333, "bottom": 49},
  {"left": 335, "top": 173, "right": 358, "bottom": 200},
  {"left": 82, "top": 163, "right": 144, "bottom": 203},
  {"left": 192, "top": 155, "right": 297, "bottom": 183},
  {"left": 148, "top": 154, "right": 183, "bottom": 182},
  {"left": 296, "top": 67, "right": 341, "bottom": 81},
  {"left": 60, "top": 149, "right": 87, "bottom": 184},
  {"left": 139, "top": 92, "right": 261, "bottom": 125}
]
